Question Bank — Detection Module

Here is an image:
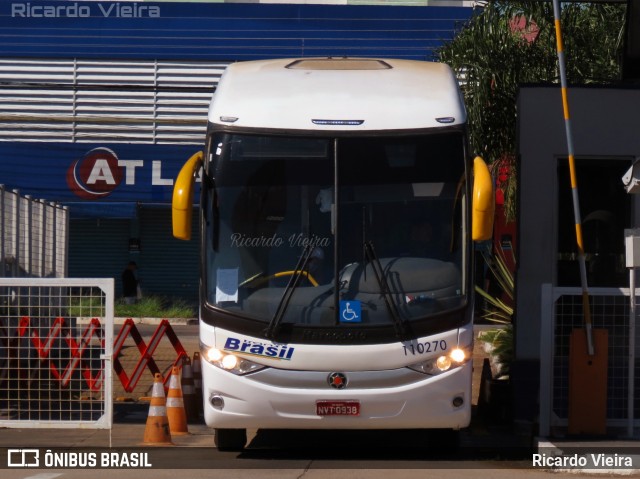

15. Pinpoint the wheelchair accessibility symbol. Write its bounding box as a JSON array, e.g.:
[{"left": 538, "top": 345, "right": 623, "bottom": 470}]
[{"left": 339, "top": 300, "right": 361, "bottom": 323}]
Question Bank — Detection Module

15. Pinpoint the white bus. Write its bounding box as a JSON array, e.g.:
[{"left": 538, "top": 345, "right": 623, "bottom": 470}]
[{"left": 172, "top": 57, "right": 494, "bottom": 450}]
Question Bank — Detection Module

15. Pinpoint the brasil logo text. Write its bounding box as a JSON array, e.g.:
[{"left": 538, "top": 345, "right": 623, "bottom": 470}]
[{"left": 224, "top": 337, "right": 295, "bottom": 360}]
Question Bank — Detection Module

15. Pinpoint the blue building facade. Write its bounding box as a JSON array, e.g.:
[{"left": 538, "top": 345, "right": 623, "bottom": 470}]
[{"left": 0, "top": 1, "right": 473, "bottom": 302}]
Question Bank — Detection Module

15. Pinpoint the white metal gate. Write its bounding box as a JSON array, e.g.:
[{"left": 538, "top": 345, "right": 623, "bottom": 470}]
[
  {"left": 540, "top": 284, "right": 639, "bottom": 437},
  {"left": 0, "top": 278, "right": 113, "bottom": 428}
]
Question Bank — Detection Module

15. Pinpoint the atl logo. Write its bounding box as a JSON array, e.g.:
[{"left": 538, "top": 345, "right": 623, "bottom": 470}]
[
  {"left": 66, "top": 148, "right": 123, "bottom": 200},
  {"left": 65, "top": 148, "right": 181, "bottom": 200}
]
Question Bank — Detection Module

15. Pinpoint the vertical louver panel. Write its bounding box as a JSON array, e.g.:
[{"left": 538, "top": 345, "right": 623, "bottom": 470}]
[
  {"left": 68, "top": 209, "right": 199, "bottom": 303},
  {"left": 68, "top": 218, "right": 131, "bottom": 294},
  {"left": 138, "top": 207, "right": 199, "bottom": 304},
  {"left": 0, "top": 188, "right": 68, "bottom": 278}
]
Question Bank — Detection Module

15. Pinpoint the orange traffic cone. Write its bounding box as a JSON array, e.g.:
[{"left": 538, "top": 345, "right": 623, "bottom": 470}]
[
  {"left": 181, "top": 356, "right": 198, "bottom": 422},
  {"left": 143, "top": 373, "right": 173, "bottom": 445},
  {"left": 192, "top": 352, "right": 203, "bottom": 416},
  {"left": 166, "top": 365, "right": 189, "bottom": 435}
]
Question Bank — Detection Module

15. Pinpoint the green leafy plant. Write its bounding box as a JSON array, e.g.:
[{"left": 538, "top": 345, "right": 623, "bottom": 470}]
[
  {"left": 115, "top": 296, "right": 196, "bottom": 319},
  {"left": 438, "top": 1, "right": 625, "bottom": 222},
  {"left": 68, "top": 295, "right": 105, "bottom": 318},
  {"left": 475, "top": 242, "right": 514, "bottom": 324},
  {"left": 69, "top": 295, "right": 196, "bottom": 319},
  {"left": 475, "top": 241, "right": 515, "bottom": 378},
  {"left": 478, "top": 326, "right": 513, "bottom": 379}
]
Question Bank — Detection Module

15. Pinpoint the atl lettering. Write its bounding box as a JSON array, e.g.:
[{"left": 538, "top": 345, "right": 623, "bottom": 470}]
[{"left": 66, "top": 147, "right": 198, "bottom": 199}]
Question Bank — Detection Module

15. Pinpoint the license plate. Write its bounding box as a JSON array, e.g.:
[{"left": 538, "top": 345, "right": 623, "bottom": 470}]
[{"left": 316, "top": 400, "right": 360, "bottom": 416}]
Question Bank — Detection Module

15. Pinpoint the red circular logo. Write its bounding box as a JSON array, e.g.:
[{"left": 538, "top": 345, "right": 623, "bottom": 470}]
[
  {"left": 66, "top": 148, "right": 123, "bottom": 200},
  {"left": 328, "top": 372, "right": 348, "bottom": 389}
]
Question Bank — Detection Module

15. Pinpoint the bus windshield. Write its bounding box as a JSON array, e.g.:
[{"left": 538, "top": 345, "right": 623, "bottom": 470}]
[{"left": 204, "top": 131, "right": 467, "bottom": 339}]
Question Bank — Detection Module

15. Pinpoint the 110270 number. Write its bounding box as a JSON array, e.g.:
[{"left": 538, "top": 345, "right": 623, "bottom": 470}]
[{"left": 403, "top": 340, "right": 447, "bottom": 356}]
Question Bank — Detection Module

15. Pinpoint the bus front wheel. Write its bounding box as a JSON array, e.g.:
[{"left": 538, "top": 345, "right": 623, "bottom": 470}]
[{"left": 214, "top": 428, "right": 247, "bottom": 451}]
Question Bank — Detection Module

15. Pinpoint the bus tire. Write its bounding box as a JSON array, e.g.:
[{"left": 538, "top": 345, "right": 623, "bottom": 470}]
[{"left": 214, "top": 428, "right": 247, "bottom": 451}]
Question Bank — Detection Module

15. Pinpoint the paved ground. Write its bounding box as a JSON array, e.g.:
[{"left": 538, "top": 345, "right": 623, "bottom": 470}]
[
  {"left": 100, "top": 320, "right": 525, "bottom": 451},
  {"left": 0, "top": 400, "right": 527, "bottom": 452},
  {"left": 106, "top": 320, "right": 519, "bottom": 456},
  {"left": 0, "top": 319, "right": 528, "bottom": 457},
  {"left": 103, "top": 320, "right": 513, "bottom": 447},
  {"left": 2, "top": 321, "right": 638, "bottom": 475}
]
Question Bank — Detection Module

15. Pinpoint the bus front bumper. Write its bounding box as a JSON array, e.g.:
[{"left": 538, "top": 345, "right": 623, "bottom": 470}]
[{"left": 201, "top": 361, "right": 472, "bottom": 430}]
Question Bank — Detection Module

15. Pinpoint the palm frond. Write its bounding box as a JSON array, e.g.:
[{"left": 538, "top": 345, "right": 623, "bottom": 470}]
[{"left": 437, "top": 1, "right": 625, "bottom": 222}]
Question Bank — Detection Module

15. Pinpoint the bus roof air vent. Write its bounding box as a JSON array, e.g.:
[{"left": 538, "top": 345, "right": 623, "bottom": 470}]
[{"left": 285, "top": 58, "right": 392, "bottom": 71}]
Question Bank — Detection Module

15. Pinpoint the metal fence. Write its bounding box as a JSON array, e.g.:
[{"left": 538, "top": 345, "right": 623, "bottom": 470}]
[
  {"left": 0, "top": 186, "right": 68, "bottom": 278},
  {"left": 540, "top": 284, "right": 640, "bottom": 437},
  {"left": 0, "top": 278, "right": 113, "bottom": 428}
]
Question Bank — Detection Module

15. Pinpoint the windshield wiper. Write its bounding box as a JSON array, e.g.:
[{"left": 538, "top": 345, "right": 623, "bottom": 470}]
[
  {"left": 264, "top": 244, "right": 315, "bottom": 340},
  {"left": 363, "top": 241, "right": 411, "bottom": 340}
]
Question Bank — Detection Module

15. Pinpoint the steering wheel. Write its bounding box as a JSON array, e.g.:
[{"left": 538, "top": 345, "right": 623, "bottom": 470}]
[
  {"left": 240, "top": 270, "right": 319, "bottom": 288},
  {"left": 270, "top": 270, "right": 319, "bottom": 287}
]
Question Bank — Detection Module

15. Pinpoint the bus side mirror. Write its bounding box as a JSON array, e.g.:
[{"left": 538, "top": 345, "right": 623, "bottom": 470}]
[
  {"left": 471, "top": 156, "right": 494, "bottom": 242},
  {"left": 172, "top": 151, "right": 204, "bottom": 240}
]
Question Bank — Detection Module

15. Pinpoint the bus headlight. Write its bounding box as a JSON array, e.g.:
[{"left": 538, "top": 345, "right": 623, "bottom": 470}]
[
  {"left": 201, "top": 343, "right": 266, "bottom": 376},
  {"left": 407, "top": 347, "right": 470, "bottom": 376}
]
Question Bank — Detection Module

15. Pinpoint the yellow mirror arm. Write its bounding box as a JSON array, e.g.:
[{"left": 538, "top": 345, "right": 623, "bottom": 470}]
[
  {"left": 471, "top": 156, "right": 495, "bottom": 242},
  {"left": 172, "top": 151, "right": 204, "bottom": 240}
]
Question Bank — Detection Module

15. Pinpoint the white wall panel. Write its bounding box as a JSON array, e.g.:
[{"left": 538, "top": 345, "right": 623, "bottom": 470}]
[{"left": 0, "top": 59, "right": 229, "bottom": 144}]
